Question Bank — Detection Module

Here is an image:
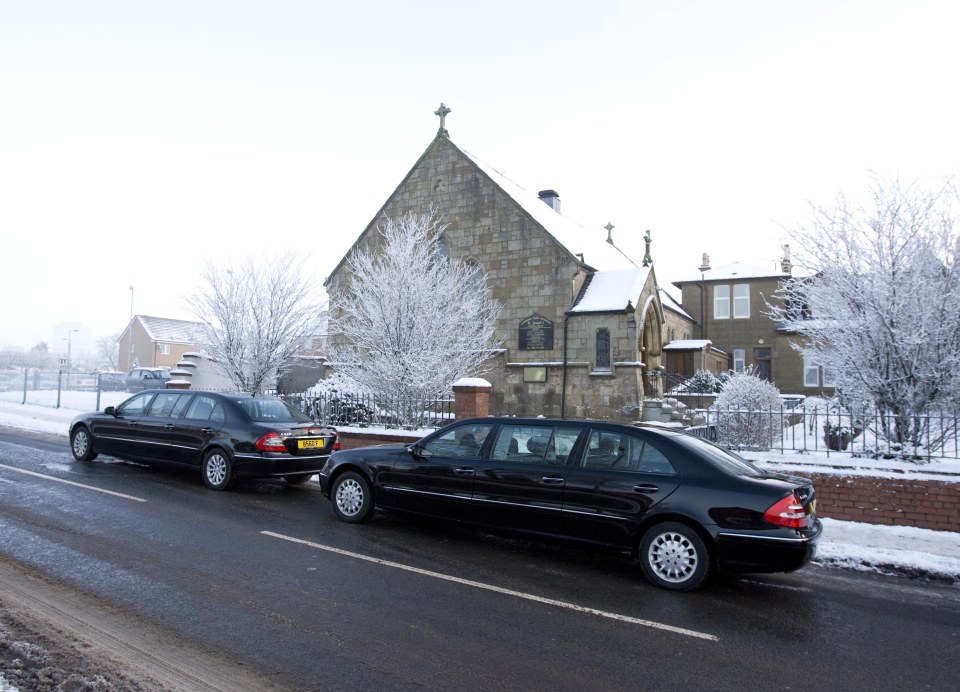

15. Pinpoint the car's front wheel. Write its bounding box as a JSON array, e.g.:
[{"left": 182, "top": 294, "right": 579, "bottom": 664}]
[
  {"left": 70, "top": 426, "right": 98, "bottom": 462},
  {"left": 202, "top": 449, "right": 233, "bottom": 490},
  {"left": 640, "top": 522, "right": 710, "bottom": 591},
  {"left": 330, "top": 471, "right": 373, "bottom": 523}
]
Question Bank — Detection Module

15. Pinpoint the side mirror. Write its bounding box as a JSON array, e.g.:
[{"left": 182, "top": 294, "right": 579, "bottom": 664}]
[
  {"left": 105, "top": 406, "right": 117, "bottom": 417},
  {"left": 408, "top": 443, "right": 431, "bottom": 459}
]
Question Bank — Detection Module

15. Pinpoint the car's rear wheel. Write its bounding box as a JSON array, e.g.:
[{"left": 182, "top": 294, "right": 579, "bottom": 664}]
[
  {"left": 284, "top": 473, "right": 314, "bottom": 485},
  {"left": 70, "top": 426, "right": 98, "bottom": 462},
  {"left": 330, "top": 471, "right": 373, "bottom": 523},
  {"left": 202, "top": 449, "right": 233, "bottom": 490},
  {"left": 640, "top": 522, "right": 710, "bottom": 591}
]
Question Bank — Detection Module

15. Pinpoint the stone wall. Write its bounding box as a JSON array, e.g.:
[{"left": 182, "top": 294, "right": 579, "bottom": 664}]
[{"left": 335, "top": 430, "right": 958, "bottom": 532}]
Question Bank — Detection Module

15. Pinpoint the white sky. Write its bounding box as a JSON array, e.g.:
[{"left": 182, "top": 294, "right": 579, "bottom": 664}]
[{"left": 2, "top": 0, "right": 958, "bottom": 356}]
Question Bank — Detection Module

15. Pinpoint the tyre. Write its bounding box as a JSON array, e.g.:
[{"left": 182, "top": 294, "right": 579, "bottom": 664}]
[
  {"left": 70, "top": 426, "right": 98, "bottom": 462},
  {"left": 330, "top": 471, "right": 373, "bottom": 523},
  {"left": 202, "top": 449, "right": 233, "bottom": 490},
  {"left": 639, "top": 522, "right": 710, "bottom": 591},
  {"left": 284, "top": 473, "right": 314, "bottom": 486}
]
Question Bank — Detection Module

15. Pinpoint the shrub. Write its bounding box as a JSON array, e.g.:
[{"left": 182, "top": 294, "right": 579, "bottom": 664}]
[{"left": 714, "top": 369, "right": 783, "bottom": 450}]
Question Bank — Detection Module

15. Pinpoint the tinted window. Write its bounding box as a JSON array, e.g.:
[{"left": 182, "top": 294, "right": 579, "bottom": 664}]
[
  {"left": 582, "top": 430, "right": 676, "bottom": 474},
  {"left": 422, "top": 422, "right": 494, "bottom": 459},
  {"left": 185, "top": 395, "right": 220, "bottom": 421},
  {"left": 148, "top": 392, "right": 185, "bottom": 418},
  {"left": 234, "top": 398, "right": 311, "bottom": 423},
  {"left": 490, "top": 424, "right": 581, "bottom": 465},
  {"left": 672, "top": 434, "right": 763, "bottom": 476}
]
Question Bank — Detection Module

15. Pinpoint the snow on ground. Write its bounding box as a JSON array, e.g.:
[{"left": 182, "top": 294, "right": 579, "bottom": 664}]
[{"left": 0, "top": 390, "right": 958, "bottom": 583}]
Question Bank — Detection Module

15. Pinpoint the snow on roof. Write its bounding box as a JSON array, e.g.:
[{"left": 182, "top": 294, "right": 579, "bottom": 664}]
[
  {"left": 663, "top": 339, "right": 712, "bottom": 350},
  {"left": 659, "top": 287, "right": 691, "bottom": 320},
  {"left": 461, "top": 147, "right": 637, "bottom": 271},
  {"left": 137, "top": 315, "right": 204, "bottom": 343},
  {"left": 673, "top": 261, "right": 789, "bottom": 285},
  {"left": 569, "top": 266, "right": 651, "bottom": 313}
]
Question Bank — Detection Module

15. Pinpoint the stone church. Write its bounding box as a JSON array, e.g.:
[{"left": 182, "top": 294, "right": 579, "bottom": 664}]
[{"left": 325, "top": 105, "right": 668, "bottom": 421}]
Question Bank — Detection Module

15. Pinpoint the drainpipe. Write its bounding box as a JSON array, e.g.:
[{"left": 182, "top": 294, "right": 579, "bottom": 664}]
[{"left": 560, "top": 314, "right": 570, "bottom": 418}]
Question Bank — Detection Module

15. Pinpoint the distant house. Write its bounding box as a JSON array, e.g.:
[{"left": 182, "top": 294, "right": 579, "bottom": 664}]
[
  {"left": 325, "top": 106, "right": 667, "bottom": 421},
  {"left": 671, "top": 252, "right": 834, "bottom": 396},
  {"left": 118, "top": 315, "right": 202, "bottom": 372}
]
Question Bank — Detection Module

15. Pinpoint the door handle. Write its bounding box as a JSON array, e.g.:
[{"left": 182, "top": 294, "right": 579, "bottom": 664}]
[
  {"left": 541, "top": 475, "right": 565, "bottom": 484},
  {"left": 164, "top": 424, "right": 175, "bottom": 429},
  {"left": 453, "top": 468, "right": 475, "bottom": 476},
  {"left": 634, "top": 484, "right": 660, "bottom": 493}
]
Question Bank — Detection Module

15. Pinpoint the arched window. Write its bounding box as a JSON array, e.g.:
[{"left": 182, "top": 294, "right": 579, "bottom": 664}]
[
  {"left": 465, "top": 258, "right": 486, "bottom": 295},
  {"left": 596, "top": 328, "right": 611, "bottom": 371}
]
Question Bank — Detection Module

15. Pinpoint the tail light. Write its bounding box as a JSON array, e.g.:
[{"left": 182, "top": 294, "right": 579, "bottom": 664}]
[
  {"left": 764, "top": 493, "right": 807, "bottom": 529},
  {"left": 333, "top": 433, "right": 340, "bottom": 451},
  {"left": 255, "top": 432, "right": 287, "bottom": 453}
]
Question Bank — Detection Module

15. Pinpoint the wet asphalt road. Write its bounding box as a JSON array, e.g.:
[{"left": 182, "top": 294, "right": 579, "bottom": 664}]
[{"left": 1, "top": 429, "right": 958, "bottom": 691}]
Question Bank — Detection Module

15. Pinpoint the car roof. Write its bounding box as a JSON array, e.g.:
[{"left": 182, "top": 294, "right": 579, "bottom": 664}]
[{"left": 451, "top": 416, "right": 684, "bottom": 437}]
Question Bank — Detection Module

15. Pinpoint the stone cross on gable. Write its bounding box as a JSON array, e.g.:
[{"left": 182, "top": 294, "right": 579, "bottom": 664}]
[
  {"left": 643, "top": 229, "right": 653, "bottom": 267},
  {"left": 434, "top": 102, "right": 451, "bottom": 135}
]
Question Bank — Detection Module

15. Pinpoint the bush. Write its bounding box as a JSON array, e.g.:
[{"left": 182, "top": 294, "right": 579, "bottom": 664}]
[
  {"left": 714, "top": 369, "right": 783, "bottom": 450},
  {"left": 690, "top": 369, "right": 719, "bottom": 393}
]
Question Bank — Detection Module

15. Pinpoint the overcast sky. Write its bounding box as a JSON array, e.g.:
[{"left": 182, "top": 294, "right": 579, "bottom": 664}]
[{"left": 2, "top": 0, "right": 958, "bottom": 358}]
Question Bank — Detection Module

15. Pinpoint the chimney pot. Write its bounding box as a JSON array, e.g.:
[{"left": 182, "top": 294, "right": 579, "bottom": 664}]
[{"left": 538, "top": 189, "right": 561, "bottom": 213}]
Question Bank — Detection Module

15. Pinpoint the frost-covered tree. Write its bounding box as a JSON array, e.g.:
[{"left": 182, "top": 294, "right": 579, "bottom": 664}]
[
  {"left": 95, "top": 335, "right": 120, "bottom": 372},
  {"left": 188, "top": 253, "right": 327, "bottom": 395},
  {"left": 329, "top": 211, "right": 501, "bottom": 427},
  {"left": 714, "top": 368, "right": 783, "bottom": 450},
  {"left": 769, "top": 177, "right": 960, "bottom": 454}
]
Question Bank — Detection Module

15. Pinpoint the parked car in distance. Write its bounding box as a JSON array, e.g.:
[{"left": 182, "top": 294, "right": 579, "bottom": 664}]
[
  {"left": 69, "top": 390, "right": 339, "bottom": 490},
  {"left": 125, "top": 367, "right": 171, "bottom": 391},
  {"left": 96, "top": 371, "right": 127, "bottom": 391},
  {"left": 319, "top": 417, "right": 822, "bottom": 591}
]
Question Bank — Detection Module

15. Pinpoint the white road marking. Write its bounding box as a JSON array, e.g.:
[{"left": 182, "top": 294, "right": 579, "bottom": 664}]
[
  {"left": 0, "top": 463, "right": 147, "bottom": 502},
  {"left": 262, "top": 530, "right": 719, "bottom": 642}
]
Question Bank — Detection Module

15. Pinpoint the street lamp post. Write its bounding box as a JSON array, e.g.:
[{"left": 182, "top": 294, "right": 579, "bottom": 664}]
[
  {"left": 66, "top": 329, "right": 79, "bottom": 372},
  {"left": 127, "top": 286, "right": 135, "bottom": 371}
]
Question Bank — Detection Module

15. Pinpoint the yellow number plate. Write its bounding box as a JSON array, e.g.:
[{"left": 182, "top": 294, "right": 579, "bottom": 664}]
[{"left": 298, "top": 439, "right": 324, "bottom": 449}]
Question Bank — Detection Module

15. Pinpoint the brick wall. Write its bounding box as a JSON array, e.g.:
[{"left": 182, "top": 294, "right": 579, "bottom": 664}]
[{"left": 337, "top": 430, "right": 959, "bottom": 532}]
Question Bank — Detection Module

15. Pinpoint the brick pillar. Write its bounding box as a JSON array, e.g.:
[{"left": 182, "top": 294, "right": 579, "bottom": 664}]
[{"left": 452, "top": 378, "right": 491, "bottom": 420}]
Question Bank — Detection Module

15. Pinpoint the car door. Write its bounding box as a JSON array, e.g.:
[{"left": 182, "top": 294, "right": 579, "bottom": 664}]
[
  {"left": 133, "top": 391, "right": 191, "bottom": 463},
  {"left": 379, "top": 421, "right": 495, "bottom": 519},
  {"left": 469, "top": 423, "right": 584, "bottom": 535},
  {"left": 560, "top": 427, "right": 681, "bottom": 548},
  {"left": 89, "top": 392, "right": 157, "bottom": 458},
  {"left": 172, "top": 394, "right": 225, "bottom": 467}
]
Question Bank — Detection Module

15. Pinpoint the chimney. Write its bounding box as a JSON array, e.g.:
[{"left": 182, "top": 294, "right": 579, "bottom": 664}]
[
  {"left": 538, "top": 189, "right": 561, "bottom": 213},
  {"left": 699, "top": 253, "right": 711, "bottom": 273},
  {"left": 781, "top": 244, "right": 793, "bottom": 275}
]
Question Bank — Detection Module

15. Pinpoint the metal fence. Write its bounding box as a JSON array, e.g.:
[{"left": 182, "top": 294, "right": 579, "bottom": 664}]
[
  {"left": 280, "top": 390, "right": 455, "bottom": 430},
  {"left": 686, "top": 405, "right": 960, "bottom": 461},
  {"left": 0, "top": 369, "right": 128, "bottom": 410}
]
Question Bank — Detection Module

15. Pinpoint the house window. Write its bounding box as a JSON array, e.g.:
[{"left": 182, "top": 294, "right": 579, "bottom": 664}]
[
  {"left": 595, "top": 329, "right": 611, "bottom": 371},
  {"left": 158, "top": 343, "right": 171, "bottom": 355},
  {"left": 822, "top": 366, "right": 836, "bottom": 388},
  {"left": 733, "top": 349, "right": 745, "bottom": 373},
  {"left": 713, "top": 285, "right": 730, "bottom": 319},
  {"left": 753, "top": 348, "right": 771, "bottom": 380},
  {"left": 733, "top": 284, "right": 750, "bottom": 318},
  {"left": 803, "top": 357, "right": 820, "bottom": 387}
]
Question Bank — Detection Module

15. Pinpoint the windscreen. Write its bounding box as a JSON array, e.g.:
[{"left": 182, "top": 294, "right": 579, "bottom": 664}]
[{"left": 235, "top": 398, "right": 312, "bottom": 423}]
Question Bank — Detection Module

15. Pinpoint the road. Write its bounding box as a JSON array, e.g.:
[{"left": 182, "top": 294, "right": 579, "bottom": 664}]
[{"left": 1, "top": 429, "right": 958, "bottom": 691}]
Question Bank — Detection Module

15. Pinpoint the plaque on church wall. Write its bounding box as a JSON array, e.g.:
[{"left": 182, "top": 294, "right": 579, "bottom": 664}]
[{"left": 519, "top": 313, "right": 554, "bottom": 350}]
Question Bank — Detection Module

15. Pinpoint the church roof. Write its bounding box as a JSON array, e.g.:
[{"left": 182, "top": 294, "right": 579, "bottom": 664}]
[
  {"left": 461, "top": 147, "right": 638, "bottom": 271},
  {"left": 569, "top": 266, "right": 652, "bottom": 313},
  {"left": 659, "top": 287, "right": 692, "bottom": 320}
]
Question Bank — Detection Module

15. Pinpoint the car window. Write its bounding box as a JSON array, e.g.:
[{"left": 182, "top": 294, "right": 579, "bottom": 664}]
[
  {"left": 117, "top": 392, "right": 155, "bottom": 416},
  {"left": 422, "top": 423, "right": 494, "bottom": 459},
  {"left": 170, "top": 394, "right": 192, "bottom": 419},
  {"left": 234, "top": 398, "right": 312, "bottom": 423},
  {"left": 184, "top": 395, "right": 220, "bottom": 422},
  {"left": 672, "top": 434, "right": 762, "bottom": 476},
  {"left": 147, "top": 392, "right": 185, "bottom": 418},
  {"left": 582, "top": 430, "right": 676, "bottom": 474},
  {"left": 490, "top": 424, "right": 581, "bottom": 465}
]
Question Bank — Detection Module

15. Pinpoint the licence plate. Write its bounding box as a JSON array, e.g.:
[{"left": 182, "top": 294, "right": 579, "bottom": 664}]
[{"left": 298, "top": 439, "right": 324, "bottom": 449}]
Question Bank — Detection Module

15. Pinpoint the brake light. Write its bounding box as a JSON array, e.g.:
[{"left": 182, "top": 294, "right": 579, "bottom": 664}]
[
  {"left": 256, "top": 432, "right": 287, "bottom": 453},
  {"left": 764, "top": 494, "right": 807, "bottom": 529},
  {"left": 333, "top": 433, "right": 340, "bottom": 451}
]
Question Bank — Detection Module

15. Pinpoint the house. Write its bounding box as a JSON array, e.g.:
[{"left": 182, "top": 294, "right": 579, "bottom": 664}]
[
  {"left": 118, "top": 315, "right": 202, "bottom": 372},
  {"left": 671, "top": 251, "right": 834, "bottom": 396},
  {"left": 325, "top": 105, "right": 667, "bottom": 421}
]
